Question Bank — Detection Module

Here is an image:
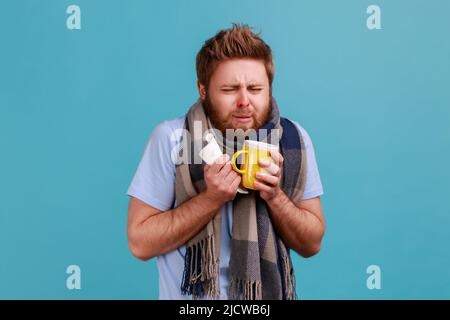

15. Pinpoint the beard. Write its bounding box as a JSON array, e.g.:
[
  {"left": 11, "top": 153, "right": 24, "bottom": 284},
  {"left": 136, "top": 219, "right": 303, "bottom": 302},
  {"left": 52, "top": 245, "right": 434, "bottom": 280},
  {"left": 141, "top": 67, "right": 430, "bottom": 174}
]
[{"left": 202, "top": 94, "right": 273, "bottom": 134}]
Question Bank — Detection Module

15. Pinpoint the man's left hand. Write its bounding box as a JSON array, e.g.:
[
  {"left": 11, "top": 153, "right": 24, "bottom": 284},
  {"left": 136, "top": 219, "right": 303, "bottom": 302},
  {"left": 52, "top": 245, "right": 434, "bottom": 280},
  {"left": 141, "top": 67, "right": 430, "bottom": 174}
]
[{"left": 254, "top": 150, "right": 284, "bottom": 201}]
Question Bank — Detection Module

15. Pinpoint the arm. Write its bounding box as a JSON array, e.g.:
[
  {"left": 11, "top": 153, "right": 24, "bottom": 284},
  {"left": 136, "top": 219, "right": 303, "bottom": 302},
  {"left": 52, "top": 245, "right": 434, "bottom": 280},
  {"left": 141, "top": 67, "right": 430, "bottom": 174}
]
[
  {"left": 265, "top": 194, "right": 325, "bottom": 257},
  {"left": 127, "top": 192, "right": 222, "bottom": 261},
  {"left": 127, "top": 155, "right": 241, "bottom": 261},
  {"left": 253, "top": 151, "right": 326, "bottom": 258}
]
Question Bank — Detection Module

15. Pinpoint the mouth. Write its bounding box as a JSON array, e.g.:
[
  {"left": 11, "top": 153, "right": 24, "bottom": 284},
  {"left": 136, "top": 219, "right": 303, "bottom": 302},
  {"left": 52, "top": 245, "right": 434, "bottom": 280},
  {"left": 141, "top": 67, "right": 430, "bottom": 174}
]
[{"left": 232, "top": 115, "right": 253, "bottom": 124}]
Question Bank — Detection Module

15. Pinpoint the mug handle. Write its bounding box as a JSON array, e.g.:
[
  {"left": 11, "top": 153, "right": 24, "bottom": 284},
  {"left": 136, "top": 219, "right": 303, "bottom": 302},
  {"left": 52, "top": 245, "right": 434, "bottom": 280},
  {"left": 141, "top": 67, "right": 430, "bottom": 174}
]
[{"left": 231, "top": 150, "right": 248, "bottom": 174}]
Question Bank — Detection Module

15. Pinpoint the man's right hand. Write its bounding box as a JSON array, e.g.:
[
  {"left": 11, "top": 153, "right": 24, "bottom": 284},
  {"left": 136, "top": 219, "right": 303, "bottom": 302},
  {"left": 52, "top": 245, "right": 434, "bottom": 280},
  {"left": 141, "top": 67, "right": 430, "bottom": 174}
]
[
  {"left": 128, "top": 154, "right": 242, "bottom": 261},
  {"left": 203, "top": 154, "right": 241, "bottom": 205}
]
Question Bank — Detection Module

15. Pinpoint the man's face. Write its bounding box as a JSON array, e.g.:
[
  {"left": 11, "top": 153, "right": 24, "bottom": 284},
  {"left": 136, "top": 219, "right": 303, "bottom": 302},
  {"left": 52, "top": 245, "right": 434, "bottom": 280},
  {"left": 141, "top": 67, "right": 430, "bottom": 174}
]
[{"left": 201, "top": 59, "right": 272, "bottom": 133}]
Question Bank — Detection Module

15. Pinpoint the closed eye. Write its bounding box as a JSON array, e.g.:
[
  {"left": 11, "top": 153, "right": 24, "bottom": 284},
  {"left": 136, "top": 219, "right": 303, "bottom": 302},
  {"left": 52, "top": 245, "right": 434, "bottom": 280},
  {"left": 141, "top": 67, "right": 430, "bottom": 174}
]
[{"left": 221, "top": 86, "right": 263, "bottom": 93}]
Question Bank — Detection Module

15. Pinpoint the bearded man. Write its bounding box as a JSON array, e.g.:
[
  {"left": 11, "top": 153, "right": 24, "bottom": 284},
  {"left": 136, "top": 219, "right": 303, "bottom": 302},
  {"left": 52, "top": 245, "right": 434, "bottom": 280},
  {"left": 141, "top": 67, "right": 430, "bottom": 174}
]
[{"left": 126, "top": 24, "right": 325, "bottom": 300}]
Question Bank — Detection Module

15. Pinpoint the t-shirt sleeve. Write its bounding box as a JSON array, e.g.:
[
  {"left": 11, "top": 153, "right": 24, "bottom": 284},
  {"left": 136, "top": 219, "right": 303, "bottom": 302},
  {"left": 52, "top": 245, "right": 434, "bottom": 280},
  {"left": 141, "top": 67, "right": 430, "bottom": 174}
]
[
  {"left": 126, "top": 121, "right": 178, "bottom": 211},
  {"left": 295, "top": 123, "right": 324, "bottom": 200}
]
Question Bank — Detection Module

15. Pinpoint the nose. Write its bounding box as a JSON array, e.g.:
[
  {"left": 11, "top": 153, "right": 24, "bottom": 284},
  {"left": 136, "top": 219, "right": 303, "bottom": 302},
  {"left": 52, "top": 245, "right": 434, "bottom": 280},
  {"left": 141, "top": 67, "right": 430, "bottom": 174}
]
[{"left": 236, "top": 89, "right": 250, "bottom": 108}]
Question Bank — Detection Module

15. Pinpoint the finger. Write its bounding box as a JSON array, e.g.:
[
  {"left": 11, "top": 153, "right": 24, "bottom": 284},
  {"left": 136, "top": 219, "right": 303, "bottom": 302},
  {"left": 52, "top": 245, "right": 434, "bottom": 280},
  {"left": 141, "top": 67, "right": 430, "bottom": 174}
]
[
  {"left": 223, "top": 169, "right": 237, "bottom": 185},
  {"left": 258, "top": 159, "right": 279, "bottom": 176},
  {"left": 269, "top": 150, "right": 284, "bottom": 165},
  {"left": 211, "top": 154, "right": 229, "bottom": 174},
  {"left": 218, "top": 163, "right": 233, "bottom": 179},
  {"left": 253, "top": 181, "right": 272, "bottom": 193},
  {"left": 230, "top": 175, "right": 242, "bottom": 190},
  {"left": 255, "top": 172, "right": 279, "bottom": 186}
]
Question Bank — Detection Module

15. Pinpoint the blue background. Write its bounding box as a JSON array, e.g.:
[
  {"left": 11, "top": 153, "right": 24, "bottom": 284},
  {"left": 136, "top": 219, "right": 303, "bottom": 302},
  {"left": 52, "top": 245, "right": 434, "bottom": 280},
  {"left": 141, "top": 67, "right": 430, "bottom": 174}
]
[{"left": 1, "top": 0, "right": 449, "bottom": 299}]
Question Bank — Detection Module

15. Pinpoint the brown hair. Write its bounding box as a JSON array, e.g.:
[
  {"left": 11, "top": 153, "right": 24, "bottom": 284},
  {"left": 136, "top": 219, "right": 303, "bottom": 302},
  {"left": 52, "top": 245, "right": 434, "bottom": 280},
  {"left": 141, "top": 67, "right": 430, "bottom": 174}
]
[{"left": 196, "top": 23, "right": 274, "bottom": 90}]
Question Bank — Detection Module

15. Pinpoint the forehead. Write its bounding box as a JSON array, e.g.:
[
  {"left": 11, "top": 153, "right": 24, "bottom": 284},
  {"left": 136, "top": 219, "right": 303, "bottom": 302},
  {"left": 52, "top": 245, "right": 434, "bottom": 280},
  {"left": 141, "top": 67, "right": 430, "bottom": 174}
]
[{"left": 210, "top": 58, "right": 268, "bottom": 85}]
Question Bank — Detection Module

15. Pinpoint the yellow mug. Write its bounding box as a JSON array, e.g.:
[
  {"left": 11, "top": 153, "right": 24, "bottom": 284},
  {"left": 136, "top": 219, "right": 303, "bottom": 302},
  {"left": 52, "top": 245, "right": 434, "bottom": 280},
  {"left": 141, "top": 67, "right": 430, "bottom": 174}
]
[{"left": 230, "top": 140, "right": 279, "bottom": 190}]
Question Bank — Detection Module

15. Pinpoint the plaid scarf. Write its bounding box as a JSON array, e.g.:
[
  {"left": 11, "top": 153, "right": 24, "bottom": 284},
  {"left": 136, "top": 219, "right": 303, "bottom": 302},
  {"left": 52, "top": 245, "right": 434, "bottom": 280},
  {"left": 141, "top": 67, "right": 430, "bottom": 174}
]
[{"left": 176, "top": 98, "right": 307, "bottom": 300}]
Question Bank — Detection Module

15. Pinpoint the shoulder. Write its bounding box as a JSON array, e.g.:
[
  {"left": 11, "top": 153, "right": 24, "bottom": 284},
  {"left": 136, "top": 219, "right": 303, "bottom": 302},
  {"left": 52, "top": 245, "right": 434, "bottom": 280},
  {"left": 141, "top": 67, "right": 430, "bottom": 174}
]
[
  {"left": 146, "top": 116, "right": 186, "bottom": 147},
  {"left": 151, "top": 116, "right": 186, "bottom": 137},
  {"left": 288, "top": 120, "right": 313, "bottom": 149},
  {"left": 140, "top": 116, "right": 187, "bottom": 162}
]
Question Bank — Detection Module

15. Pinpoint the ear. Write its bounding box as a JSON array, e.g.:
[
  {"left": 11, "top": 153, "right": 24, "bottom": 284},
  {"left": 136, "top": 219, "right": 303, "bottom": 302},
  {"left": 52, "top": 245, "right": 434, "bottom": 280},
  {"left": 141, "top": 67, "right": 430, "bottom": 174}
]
[{"left": 197, "top": 80, "right": 206, "bottom": 100}]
